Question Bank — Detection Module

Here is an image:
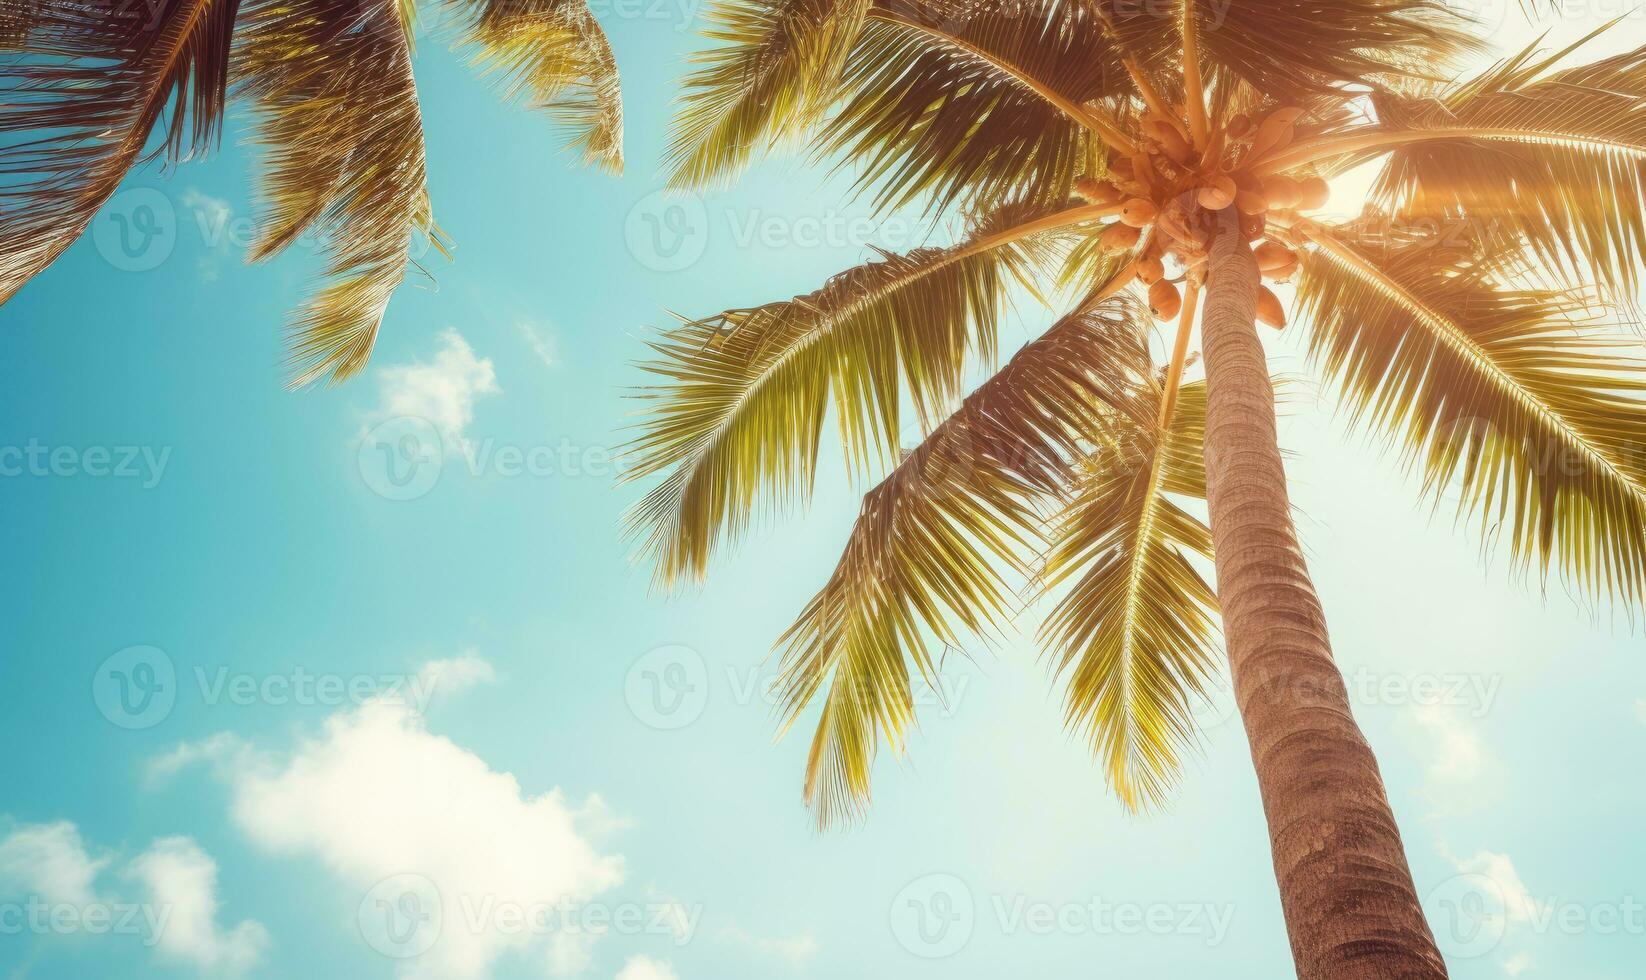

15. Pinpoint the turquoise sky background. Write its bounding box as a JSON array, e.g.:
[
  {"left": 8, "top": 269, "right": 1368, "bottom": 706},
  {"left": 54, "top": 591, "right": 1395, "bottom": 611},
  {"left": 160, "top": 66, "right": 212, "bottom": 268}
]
[{"left": 2, "top": 4, "right": 1645, "bottom": 979}]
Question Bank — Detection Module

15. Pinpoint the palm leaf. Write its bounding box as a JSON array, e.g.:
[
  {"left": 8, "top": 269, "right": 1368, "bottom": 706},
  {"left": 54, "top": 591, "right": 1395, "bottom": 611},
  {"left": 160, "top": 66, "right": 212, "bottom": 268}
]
[
  {"left": 1292, "top": 219, "right": 1646, "bottom": 606},
  {"left": 1038, "top": 376, "right": 1219, "bottom": 811},
  {"left": 662, "top": 0, "right": 871, "bottom": 188},
  {"left": 1156, "top": 0, "right": 1479, "bottom": 103},
  {"left": 778, "top": 297, "right": 1154, "bottom": 828},
  {"left": 1364, "top": 35, "right": 1646, "bottom": 297},
  {"left": 665, "top": 0, "right": 1138, "bottom": 201},
  {"left": 234, "top": 0, "right": 442, "bottom": 386},
  {"left": 622, "top": 202, "right": 1108, "bottom": 588},
  {"left": 818, "top": 0, "right": 1131, "bottom": 215},
  {"left": 0, "top": 3, "right": 32, "bottom": 47},
  {"left": 444, "top": 0, "right": 623, "bottom": 172},
  {"left": 0, "top": 0, "right": 239, "bottom": 302}
]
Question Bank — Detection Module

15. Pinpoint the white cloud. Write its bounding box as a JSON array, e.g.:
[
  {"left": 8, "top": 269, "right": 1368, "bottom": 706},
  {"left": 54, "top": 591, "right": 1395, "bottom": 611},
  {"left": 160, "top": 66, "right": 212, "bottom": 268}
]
[
  {"left": 1452, "top": 850, "right": 1545, "bottom": 924},
  {"left": 128, "top": 837, "right": 269, "bottom": 975},
  {"left": 180, "top": 188, "right": 234, "bottom": 282},
  {"left": 0, "top": 822, "right": 265, "bottom": 975},
  {"left": 1504, "top": 950, "right": 1532, "bottom": 976},
  {"left": 614, "top": 955, "right": 677, "bottom": 980},
  {"left": 655, "top": 898, "right": 694, "bottom": 945},
  {"left": 1412, "top": 704, "right": 1487, "bottom": 783},
  {"left": 149, "top": 732, "right": 245, "bottom": 785},
  {"left": 573, "top": 795, "right": 632, "bottom": 841},
  {"left": 174, "top": 692, "right": 624, "bottom": 979},
  {"left": 518, "top": 319, "right": 557, "bottom": 369},
  {"left": 180, "top": 188, "right": 232, "bottom": 231},
  {"left": 544, "top": 930, "right": 597, "bottom": 976},
  {"left": 717, "top": 922, "right": 818, "bottom": 964},
  {"left": 416, "top": 651, "right": 497, "bottom": 707},
  {"left": 0, "top": 821, "right": 108, "bottom": 907},
  {"left": 372, "top": 329, "right": 500, "bottom": 458}
]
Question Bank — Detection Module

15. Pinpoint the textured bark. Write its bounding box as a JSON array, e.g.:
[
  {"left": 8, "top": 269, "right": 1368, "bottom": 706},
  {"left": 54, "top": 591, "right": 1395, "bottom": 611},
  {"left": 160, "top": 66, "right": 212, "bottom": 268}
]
[{"left": 1198, "top": 216, "right": 1447, "bottom": 979}]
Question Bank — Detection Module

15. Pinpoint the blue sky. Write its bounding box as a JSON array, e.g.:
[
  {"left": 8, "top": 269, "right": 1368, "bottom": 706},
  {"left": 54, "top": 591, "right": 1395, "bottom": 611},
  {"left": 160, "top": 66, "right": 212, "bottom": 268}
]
[{"left": 2, "top": 5, "right": 1645, "bottom": 980}]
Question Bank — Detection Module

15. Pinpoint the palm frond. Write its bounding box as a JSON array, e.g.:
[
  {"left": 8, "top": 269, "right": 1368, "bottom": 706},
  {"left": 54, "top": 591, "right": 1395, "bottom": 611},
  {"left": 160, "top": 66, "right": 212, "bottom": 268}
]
[
  {"left": 1038, "top": 376, "right": 1219, "bottom": 811},
  {"left": 819, "top": 0, "right": 1131, "bottom": 215},
  {"left": 662, "top": 0, "right": 870, "bottom": 188},
  {"left": 445, "top": 0, "right": 623, "bottom": 172},
  {"left": 1364, "top": 35, "right": 1646, "bottom": 297},
  {"left": 1057, "top": 223, "right": 1140, "bottom": 296},
  {"left": 778, "top": 297, "right": 1154, "bottom": 828},
  {"left": 1181, "top": 0, "right": 1479, "bottom": 102},
  {"left": 234, "top": 0, "right": 442, "bottom": 386},
  {"left": 622, "top": 202, "right": 1110, "bottom": 588},
  {"left": 0, "top": 3, "right": 33, "bottom": 47},
  {"left": 1292, "top": 219, "right": 1646, "bottom": 607},
  {"left": 0, "top": 0, "right": 238, "bottom": 302}
]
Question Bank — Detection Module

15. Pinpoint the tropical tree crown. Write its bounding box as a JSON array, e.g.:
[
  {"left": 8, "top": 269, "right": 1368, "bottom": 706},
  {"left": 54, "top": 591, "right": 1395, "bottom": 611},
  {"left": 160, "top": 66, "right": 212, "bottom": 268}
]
[
  {"left": 0, "top": 0, "right": 624, "bottom": 384},
  {"left": 625, "top": 0, "right": 1646, "bottom": 826}
]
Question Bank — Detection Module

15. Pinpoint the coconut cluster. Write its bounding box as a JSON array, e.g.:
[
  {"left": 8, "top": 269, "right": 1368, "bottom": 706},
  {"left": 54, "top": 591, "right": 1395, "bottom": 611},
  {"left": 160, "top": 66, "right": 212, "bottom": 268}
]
[{"left": 1073, "top": 106, "right": 1329, "bottom": 329}]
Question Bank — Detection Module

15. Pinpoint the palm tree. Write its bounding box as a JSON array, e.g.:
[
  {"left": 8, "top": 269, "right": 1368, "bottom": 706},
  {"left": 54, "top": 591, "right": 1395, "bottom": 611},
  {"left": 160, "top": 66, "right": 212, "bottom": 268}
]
[
  {"left": 0, "top": 0, "right": 621, "bottom": 385},
  {"left": 624, "top": 2, "right": 1646, "bottom": 976}
]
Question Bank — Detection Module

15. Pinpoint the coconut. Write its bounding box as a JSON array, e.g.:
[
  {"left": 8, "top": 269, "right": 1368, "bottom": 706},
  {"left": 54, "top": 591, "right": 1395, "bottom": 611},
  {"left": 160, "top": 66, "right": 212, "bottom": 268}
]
[
  {"left": 1254, "top": 241, "right": 1298, "bottom": 271},
  {"left": 1248, "top": 106, "right": 1306, "bottom": 160},
  {"left": 1236, "top": 188, "right": 1269, "bottom": 215},
  {"left": 1100, "top": 222, "right": 1143, "bottom": 252},
  {"left": 1197, "top": 175, "right": 1238, "bottom": 210},
  {"left": 1297, "top": 176, "right": 1331, "bottom": 210},
  {"left": 1142, "top": 119, "right": 1193, "bottom": 165},
  {"left": 1266, "top": 257, "right": 1300, "bottom": 283},
  {"left": 1074, "top": 177, "right": 1123, "bottom": 205},
  {"left": 1256, "top": 286, "right": 1286, "bottom": 328},
  {"left": 1119, "top": 198, "right": 1158, "bottom": 227},
  {"left": 1149, "top": 280, "right": 1182, "bottom": 321},
  {"left": 1137, "top": 254, "right": 1166, "bottom": 284},
  {"left": 1240, "top": 211, "right": 1268, "bottom": 243},
  {"left": 1260, "top": 176, "right": 1303, "bottom": 210}
]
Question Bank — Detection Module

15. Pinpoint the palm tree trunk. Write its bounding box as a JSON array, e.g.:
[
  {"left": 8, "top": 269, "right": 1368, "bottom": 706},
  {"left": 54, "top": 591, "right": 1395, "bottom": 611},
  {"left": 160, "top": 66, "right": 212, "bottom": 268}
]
[{"left": 1197, "top": 215, "right": 1447, "bottom": 979}]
